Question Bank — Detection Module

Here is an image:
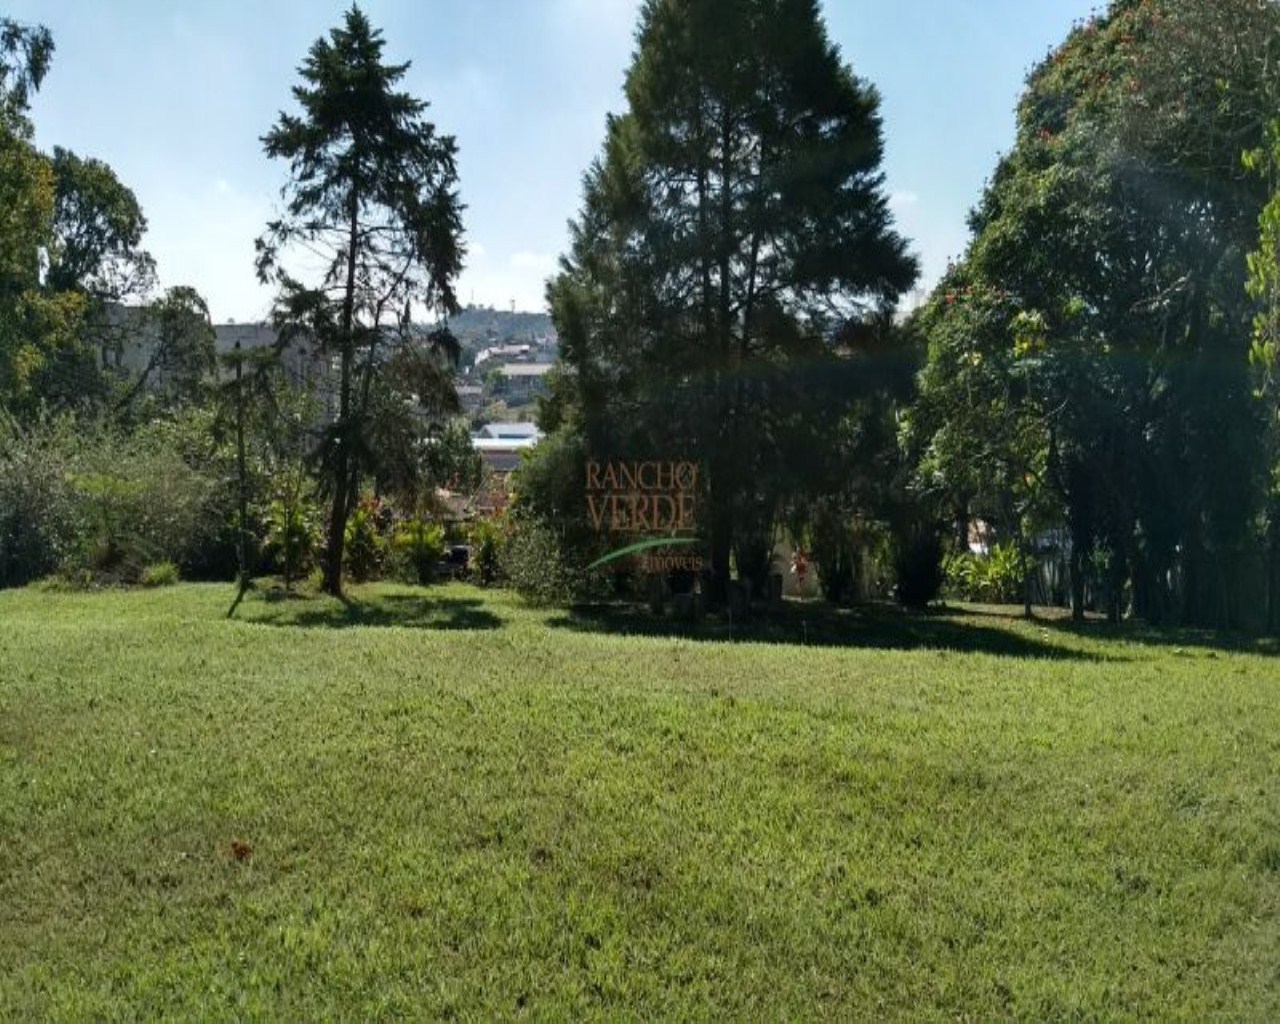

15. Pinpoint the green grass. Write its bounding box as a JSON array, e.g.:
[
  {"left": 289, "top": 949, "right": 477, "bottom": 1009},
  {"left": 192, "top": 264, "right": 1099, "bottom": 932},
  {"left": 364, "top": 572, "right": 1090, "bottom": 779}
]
[{"left": 2, "top": 583, "right": 1278, "bottom": 1021}]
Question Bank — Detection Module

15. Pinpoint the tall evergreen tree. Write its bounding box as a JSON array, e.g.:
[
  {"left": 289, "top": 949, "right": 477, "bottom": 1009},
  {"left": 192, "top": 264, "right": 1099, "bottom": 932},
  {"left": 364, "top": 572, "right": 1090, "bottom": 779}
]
[
  {"left": 257, "top": 5, "right": 464, "bottom": 596},
  {"left": 548, "top": 0, "right": 917, "bottom": 600}
]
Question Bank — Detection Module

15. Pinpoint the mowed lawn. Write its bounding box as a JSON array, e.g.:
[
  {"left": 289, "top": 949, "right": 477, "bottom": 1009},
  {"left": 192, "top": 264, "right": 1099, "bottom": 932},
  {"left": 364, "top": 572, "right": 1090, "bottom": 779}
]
[{"left": 1, "top": 584, "right": 1278, "bottom": 1021}]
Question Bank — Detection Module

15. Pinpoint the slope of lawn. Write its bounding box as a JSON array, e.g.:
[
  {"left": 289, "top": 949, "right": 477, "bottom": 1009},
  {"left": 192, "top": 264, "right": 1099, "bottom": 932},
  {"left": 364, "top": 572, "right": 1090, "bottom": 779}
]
[{"left": 1, "top": 582, "right": 1278, "bottom": 1020}]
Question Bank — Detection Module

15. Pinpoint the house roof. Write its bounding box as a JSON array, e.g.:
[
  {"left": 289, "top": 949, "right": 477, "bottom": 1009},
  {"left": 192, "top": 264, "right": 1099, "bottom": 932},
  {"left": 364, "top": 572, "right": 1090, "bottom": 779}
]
[
  {"left": 472, "top": 437, "right": 539, "bottom": 451},
  {"left": 474, "top": 422, "right": 541, "bottom": 441},
  {"left": 499, "top": 363, "right": 554, "bottom": 378}
]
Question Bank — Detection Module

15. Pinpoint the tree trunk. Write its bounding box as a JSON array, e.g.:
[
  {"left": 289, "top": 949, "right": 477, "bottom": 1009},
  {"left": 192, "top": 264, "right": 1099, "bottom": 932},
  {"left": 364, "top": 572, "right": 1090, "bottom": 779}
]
[
  {"left": 707, "top": 462, "right": 733, "bottom": 608},
  {"left": 1069, "top": 535, "right": 1086, "bottom": 622},
  {"left": 1107, "top": 540, "right": 1125, "bottom": 625},
  {"left": 1269, "top": 522, "right": 1280, "bottom": 635},
  {"left": 323, "top": 441, "right": 351, "bottom": 596},
  {"left": 322, "top": 192, "right": 362, "bottom": 597},
  {"left": 1021, "top": 538, "right": 1033, "bottom": 620},
  {"left": 235, "top": 343, "right": 250, "bottom": 596}
]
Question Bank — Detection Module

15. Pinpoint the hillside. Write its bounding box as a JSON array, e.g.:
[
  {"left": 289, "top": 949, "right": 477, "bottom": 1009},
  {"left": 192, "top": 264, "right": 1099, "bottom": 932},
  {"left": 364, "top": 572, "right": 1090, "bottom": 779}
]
[{"left": 445, "top": 307, "right": 556, "bottom": 362}]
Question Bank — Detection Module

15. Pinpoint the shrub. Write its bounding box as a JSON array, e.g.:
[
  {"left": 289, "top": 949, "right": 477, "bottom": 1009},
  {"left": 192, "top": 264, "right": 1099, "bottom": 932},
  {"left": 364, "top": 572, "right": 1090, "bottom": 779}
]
[
  {"left": 0, "top": 413, "right": 241, "bottom": 589},
  {"left": 0, "top": 415, "right": 80, "bottom": 588},
  {"left": 139, "top": 409, "right": 245, "bottom": 582},
  {"left": 468, "top": 515, "right": 505, "bottom": 587},
  {"left": 140, "top": 561, "right": 180, "bottom": 587},
  {"left": 65, "top": 433, "right": 214, "bottom": 584},
  {"left": 393, "top": 518, "right": 447, "bottom": 584},
  {"left": 508, "top": 430, "right": 601, "bottom": 564},
  {"left": 265, "top": 496, "right": 321, "bottom": 588},
  {"left": 733, "top": 533, "right": 776, "bottom": 601},
  {"left": 808, "top": 510, "right": 893, "bottom": 605},
  {"left": 944, "top": 542, "right": 1024, "bottom": 604},
  {"left": 344, "top": 500, "right": 388, "bottom": 582},
  {"left": 499, "top": 515, "right": 598, "bottom": 606}
]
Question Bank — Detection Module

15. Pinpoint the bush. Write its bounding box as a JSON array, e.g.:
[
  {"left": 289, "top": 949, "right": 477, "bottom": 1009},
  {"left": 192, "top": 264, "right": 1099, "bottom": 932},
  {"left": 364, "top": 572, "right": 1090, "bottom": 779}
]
[
  {"left": 893, "top": 525, "right": 944, "bottom": 609},
  {"left": 944, "top": 542, "right": 1024, "bottom": 604},
  {"left": 499, "top": 516, "right": 597, "bottom": 606},
  {"left": 344, "top": 500, "right": 388, "bottom": 582},
  {"left": 65, "top": 431, "right": 215, "bottom": 584},
  {"left": 140, "top": 409, "right": 244, "bottom": 582},
  {"left": 0, "top": 412, "right": 244, "bottom": 589},
  {"left": 0, "top": 415, "right": 81, "bottom": 588},
  {"left": 808, "top": 510, "right": 893, "bottom": 605},
  {"left": 140, "top": 561, "right": 180, "bottom": 587},
  {"left": 265, "top": 496, "right": 321, "bottom": 587},
  {"left": 468, "top": 515, "right": 505, "bottom": 587},
  {"left": 392, "top": 518, "right": 447, "bottom": 584}
]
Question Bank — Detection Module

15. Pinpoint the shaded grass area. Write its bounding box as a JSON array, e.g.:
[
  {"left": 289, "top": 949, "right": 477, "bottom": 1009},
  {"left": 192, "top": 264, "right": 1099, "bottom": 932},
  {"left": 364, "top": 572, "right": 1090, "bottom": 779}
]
[
  {"left": 249, "top": 585, "right": 505, "bottom": 632},
  {"left": 552, "top": 598, "right": 1117, "bottom": 661},
  {"left": 1, "top": 583, "right": 1278, "bottom": 1020}
]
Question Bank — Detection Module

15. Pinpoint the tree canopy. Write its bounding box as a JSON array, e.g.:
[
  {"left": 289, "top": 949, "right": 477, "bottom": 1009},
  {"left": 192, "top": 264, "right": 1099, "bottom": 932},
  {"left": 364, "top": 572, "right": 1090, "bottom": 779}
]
[{"left": 911, "top": 0, "right": 1280, "bottom": 628}]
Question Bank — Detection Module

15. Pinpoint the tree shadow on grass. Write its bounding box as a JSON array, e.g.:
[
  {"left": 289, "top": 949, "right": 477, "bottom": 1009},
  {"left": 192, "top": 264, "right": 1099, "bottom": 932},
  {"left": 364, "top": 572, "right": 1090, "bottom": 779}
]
[
  {"left": 548, "top": 600, "right": 1114, "bottom": 661},
  {"left": 244, "top": 591, "right": 505, "bottom": 631},
  {"left": 949, "top": 603, "right": 1280, "bottom": 658},
  {"left": 1041, "top": 616, "right": 1280, "bottom": 658}
]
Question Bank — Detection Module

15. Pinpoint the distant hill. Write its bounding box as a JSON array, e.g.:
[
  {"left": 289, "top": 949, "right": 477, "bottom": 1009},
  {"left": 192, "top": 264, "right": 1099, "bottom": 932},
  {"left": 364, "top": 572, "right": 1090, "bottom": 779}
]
[{"left": 443, "top": 307, "right": 556, "bottom": 361}]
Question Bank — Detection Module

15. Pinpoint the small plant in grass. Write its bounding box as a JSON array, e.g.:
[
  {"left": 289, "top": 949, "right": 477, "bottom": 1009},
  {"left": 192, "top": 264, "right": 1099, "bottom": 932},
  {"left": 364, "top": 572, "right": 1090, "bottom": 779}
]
[
  {"left": 393, "top": 518, "right": 446, "bottom": 584},
  {"left": 139, "top": 561, "right": 180, "bottom": 587}
]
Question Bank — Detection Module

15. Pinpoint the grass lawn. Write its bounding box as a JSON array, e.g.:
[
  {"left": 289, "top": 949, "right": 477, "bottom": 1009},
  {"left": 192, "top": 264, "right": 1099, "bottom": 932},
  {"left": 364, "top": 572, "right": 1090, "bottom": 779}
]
[{"left": 2, "top": 582, "right": 1278, "bottom": 1020}]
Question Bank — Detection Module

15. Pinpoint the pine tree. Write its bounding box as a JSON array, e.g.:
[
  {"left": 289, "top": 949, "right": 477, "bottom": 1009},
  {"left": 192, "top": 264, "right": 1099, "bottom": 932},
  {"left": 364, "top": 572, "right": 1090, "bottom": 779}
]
[
  {"left": 258, "top": 5, "right": 464, "bottom": 596},
  {"left": 549, "top": 0, "right": 917, "bottom": 600}
]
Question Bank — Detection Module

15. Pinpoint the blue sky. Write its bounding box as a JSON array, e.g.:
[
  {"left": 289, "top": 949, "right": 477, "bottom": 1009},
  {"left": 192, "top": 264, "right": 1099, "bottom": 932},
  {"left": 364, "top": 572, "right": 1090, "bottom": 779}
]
[{"left": 8, "top": 0, "right": 1098, "bottom": 322}]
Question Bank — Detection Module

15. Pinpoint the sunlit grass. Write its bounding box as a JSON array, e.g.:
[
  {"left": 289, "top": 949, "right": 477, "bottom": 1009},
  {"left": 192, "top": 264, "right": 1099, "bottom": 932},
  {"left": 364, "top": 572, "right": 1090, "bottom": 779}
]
[{"left": 2, "top": 583, "right": 1277, "bottom": 1019}]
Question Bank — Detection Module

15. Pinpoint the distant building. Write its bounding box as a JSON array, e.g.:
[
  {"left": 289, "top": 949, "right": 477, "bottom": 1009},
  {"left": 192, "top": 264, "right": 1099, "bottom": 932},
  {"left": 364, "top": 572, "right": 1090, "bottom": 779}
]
[
  {"left": 214, "top": 322, "right": 330, "bottom": 394},
  {"left": 474, "top": 343, "right": 532, "bottom": 368},
  {"left": 471, "top": 421, "right": 542, "bottom": 475},
  {"left": 457, "top": 383, "right": 484, "bottom": 413},
  {"left": 103, "top": 303, "right": 331, "bottom": 396},
  {"left": 498, "top": 362, "right": 554, "bottom": 400},
  {"left": 474, "top": 422, "right": 540, "bottom": 441}
]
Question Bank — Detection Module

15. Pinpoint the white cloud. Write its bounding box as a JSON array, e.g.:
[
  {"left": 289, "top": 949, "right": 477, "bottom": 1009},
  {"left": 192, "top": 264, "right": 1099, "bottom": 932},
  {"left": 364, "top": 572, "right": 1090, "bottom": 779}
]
[
  {"left": 457, "top": 249, "right": 562, "bottom": 312},
  {"left": 510, "top": 251, "right": 557, "bottom": 274},
  {"left": 889, "top": 189, "right": 920, "bottom": 212},
  {"left": 145, "top": 178, "right": 275, "bottom": 322}
]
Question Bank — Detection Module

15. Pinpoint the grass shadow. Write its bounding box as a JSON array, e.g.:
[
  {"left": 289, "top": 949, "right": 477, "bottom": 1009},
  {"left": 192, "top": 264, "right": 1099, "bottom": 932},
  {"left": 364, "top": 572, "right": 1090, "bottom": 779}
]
[
  {"left": 948, "top": 603, "right": 1279, "bottom": 657},
  {"left": 548, "top": 600, "right": 1113, "bottom": 661},
  {"left": 243, "top": 591, "right": 505, "bottom": 631},
  {"left": 1039, "top": 616, "right": 1280, "bottom": 658}
]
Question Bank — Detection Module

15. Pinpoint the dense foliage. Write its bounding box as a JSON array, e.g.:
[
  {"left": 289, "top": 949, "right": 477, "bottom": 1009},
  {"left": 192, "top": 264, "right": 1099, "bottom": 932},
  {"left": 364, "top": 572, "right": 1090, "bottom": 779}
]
[{"left": 910, "top": 0, "right": 1280, "bottom": 629}]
